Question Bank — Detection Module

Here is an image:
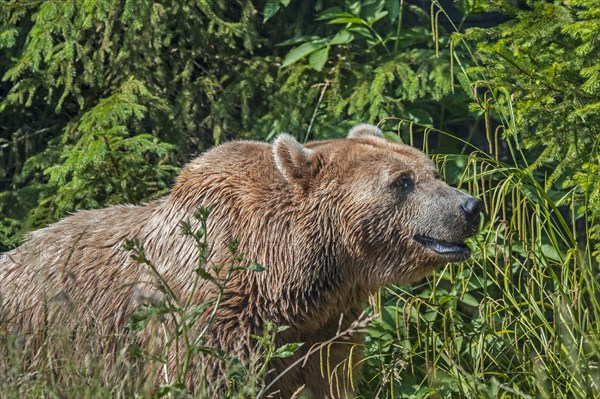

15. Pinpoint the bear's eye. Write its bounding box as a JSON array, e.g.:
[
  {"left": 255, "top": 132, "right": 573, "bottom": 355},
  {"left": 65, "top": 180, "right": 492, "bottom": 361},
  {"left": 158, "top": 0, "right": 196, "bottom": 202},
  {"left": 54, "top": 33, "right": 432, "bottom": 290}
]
[{"left": 391, "top": 175, "right": 414, "bottom": 193}]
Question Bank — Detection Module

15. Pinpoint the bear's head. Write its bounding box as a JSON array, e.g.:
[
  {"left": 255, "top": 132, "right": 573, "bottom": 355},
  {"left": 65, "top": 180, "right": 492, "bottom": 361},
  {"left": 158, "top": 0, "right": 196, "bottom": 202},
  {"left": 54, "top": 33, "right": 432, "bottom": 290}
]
[{"left": 272, "top": 124, "right": 482, "bottom": 285}]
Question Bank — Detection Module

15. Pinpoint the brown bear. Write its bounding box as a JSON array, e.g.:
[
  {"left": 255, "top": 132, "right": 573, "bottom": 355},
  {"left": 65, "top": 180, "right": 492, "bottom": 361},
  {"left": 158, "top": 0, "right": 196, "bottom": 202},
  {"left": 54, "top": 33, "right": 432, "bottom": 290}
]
[{"left": 0, "top": 124, "right": 482, "bottom": 397}]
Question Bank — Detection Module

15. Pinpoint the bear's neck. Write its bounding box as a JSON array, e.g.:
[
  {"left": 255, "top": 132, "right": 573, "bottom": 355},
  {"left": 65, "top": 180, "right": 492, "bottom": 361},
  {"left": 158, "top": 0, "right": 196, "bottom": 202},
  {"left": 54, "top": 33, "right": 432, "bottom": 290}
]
[{"left": 243, "top": 210, "right": 370, "bottom": 333}]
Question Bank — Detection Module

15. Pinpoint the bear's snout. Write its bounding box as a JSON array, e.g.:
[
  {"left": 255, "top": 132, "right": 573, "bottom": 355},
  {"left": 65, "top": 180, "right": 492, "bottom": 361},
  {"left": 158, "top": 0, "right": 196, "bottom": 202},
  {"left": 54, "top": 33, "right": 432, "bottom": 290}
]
[{"left": 460, "top": 197, "right": 484, "bottom": 225}]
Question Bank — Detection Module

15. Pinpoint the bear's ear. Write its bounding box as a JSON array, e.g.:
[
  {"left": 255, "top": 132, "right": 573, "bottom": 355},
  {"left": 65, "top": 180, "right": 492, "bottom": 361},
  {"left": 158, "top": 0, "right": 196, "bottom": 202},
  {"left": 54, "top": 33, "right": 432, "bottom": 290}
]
[
  {"left": 347, "top": 124, "right": 384, "bottom": 139},
  {"left": 273, "top": 133, "right": 317, "bottom": 184}
]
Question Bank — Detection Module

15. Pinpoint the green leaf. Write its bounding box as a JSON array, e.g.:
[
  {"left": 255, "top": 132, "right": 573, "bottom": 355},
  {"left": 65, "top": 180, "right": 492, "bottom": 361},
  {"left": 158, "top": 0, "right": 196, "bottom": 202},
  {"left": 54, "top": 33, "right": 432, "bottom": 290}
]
[
  {"left": 328, "top": 17, "right": 366, "bottom": 25},
  {"left": 246, "top": 262, "right": 267, "bottom": 272},
  {"left": 281, "top": 41, "right": 326, "bottom": 68},
  {"left": 157, "top": 384, "right": 187, "bottom": 398},
  {"left": 273, "top": 342, "right": 303, "bottom": 358},
  {"left": 278, "top": 35, "right": 322, "bottom": 47},
  {"left": 309, "top": 47, "right": 329, "bottom": 71},
  {"left": 329, "top": 29, "right": 354, "bottom": 45},
  {"left": 407, "top": 109, "right": 433, "bottom": 126},
  {"left": 461, "top": 293, "right": 481, "bottom": 307},
  {"left": 263, "top": 0, "right": 282, "bottom": 23},
  {"left": 385, "top": 0, "right": 400, "bottom": 22},
  {"left": 540, "top": 243, "right": 561, "bottom": 262},
  {"left": 228, "top": 238, "right": 239, "bottom": 254},
  {"left": 316, "top": 7, "right": 345, "bottom": 21},
  {"left": 383, "top": 132, "right": 402, "bottom": 143},
  {"left": 187, "top": 301, "right": 212, "bottom": 319},
  {"left": 276, "top": 325, "right": 290, "bottom": 333},
  {"left": 125, "top": 303, "right": 167, "bottom": 331},
  {"left": 195, "top": 268, "right": 213, "bottom": 281}
]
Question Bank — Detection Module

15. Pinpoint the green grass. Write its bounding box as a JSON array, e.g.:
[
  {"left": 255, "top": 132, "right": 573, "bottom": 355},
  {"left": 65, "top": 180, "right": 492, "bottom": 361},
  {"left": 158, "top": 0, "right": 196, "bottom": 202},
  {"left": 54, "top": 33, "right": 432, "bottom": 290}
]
[{"left": 358, "top": 127, "right": 599, "bottom": 398}]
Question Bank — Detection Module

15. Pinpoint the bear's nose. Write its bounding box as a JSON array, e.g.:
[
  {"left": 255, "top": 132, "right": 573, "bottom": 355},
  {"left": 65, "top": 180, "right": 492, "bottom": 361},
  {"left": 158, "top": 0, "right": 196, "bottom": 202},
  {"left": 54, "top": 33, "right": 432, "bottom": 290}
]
[{"left": 461, "top": 197, "right": 483, "bottom": 224}]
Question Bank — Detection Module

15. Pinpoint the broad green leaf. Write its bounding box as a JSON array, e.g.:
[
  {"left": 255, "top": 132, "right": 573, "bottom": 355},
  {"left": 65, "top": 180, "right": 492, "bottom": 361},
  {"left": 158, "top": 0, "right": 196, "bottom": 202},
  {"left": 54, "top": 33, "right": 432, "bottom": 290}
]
[
  {"left": 366, "top": 10, "right": 388, "bottom": 25},
  {"left": 328, "top": 17, "right": 366, "bottom": 25},
  {"left": 278, "top": 35, "right": 322, "bottom": 47},
  {"left": 316, "top": 7, "right": 345, "bottom": 20},
  {"left": 263, "top": 0, "right": 282, "bottom": 23},
  {"left": 309, "top": 47, "right": 328, "bottom": 71},
  {"left": 422, "top": 311, "right": 437, "bottom": 322},
  {"left": 383, "top": 132, "right": 402, "bottom": 143},
  {"left": 273, "top": 342, "right": 303, "bottom": 358},
  {"left": 540, "top": 243, "right": 561, "bottom": 262},
  {"left": 407, "top": 109, "right": 433, "bottom": 126},
  {"left": 385, "top": 0, "right": 400, "bottom": 22},
  {"left": 281, "top": 41, "right": 325, "bottom": 68},
  {"left": 460, "top": 293, "right": 481, "bottom": 307},
  {"left": 329, "top": 29, "right": 354, "bottom": 45},
  {"left": 362, "top": 1, "right": 388, "bottom": 24},
  {"left": 348, "top": 1, "right": 361, "bottom": 15}
]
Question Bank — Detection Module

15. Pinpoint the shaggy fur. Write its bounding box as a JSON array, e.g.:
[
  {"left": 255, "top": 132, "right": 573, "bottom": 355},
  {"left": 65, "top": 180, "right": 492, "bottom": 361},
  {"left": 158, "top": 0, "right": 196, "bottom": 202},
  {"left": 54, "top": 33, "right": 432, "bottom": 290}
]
[{"left": 0, "top": 125, "right": 481, "bottom": 397}]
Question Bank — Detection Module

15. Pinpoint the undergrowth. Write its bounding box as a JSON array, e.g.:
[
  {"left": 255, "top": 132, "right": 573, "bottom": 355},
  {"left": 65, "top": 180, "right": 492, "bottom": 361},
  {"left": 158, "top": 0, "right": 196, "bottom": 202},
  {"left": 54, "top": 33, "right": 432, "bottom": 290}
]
[
  {"left": 359, "top": 123, "right": 599, "bottom": 398},
  {"left": 0, "top": 209, "right": 306, "bottom": 398}
]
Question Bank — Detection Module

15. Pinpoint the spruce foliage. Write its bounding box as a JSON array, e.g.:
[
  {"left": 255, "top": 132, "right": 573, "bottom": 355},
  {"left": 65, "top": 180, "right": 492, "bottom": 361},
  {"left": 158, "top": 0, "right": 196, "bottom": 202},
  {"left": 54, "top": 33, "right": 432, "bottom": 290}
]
[
  {"left": 0, "top": 0, "right": 262, "bottom": 246},
  {"left": 460, "top": 0, "right": 600, "bottom": 260},
  {"left": 463, "top": 0, "right": 599, "bottom": 174}
]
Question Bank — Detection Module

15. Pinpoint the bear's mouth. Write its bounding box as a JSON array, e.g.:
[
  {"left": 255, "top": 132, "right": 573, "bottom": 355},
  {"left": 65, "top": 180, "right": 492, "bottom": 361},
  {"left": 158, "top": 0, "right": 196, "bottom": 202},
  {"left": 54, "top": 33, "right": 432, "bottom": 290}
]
[{"left": 413, "top": 235, "right": 471, "bottom": 260}]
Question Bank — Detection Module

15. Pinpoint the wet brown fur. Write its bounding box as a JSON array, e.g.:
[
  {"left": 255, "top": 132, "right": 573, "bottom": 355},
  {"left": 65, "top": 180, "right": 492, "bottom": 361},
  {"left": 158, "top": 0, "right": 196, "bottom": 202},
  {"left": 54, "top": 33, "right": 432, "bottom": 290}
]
[{"left": 0, "top": 125, "right": 479, "bottom": 397}]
